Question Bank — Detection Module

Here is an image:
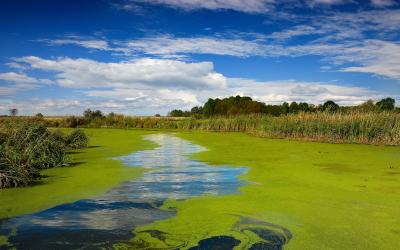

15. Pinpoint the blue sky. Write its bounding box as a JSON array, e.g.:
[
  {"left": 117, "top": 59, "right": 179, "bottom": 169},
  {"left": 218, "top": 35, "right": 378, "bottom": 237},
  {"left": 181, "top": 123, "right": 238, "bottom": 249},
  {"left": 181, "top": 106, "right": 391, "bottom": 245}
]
[{"left": 0, "top": 0, "right": 399, "bottom": 115}]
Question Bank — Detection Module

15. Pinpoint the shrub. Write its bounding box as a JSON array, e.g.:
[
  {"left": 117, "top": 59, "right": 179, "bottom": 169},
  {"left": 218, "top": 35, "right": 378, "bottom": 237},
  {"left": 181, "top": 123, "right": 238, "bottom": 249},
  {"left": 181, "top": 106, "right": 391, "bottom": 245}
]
[
  {"left": 65, "top": 129, "right": 88, "bottom": 149},
  {"left": 0, "top": 123, "right": 88, "bottom": 188}
]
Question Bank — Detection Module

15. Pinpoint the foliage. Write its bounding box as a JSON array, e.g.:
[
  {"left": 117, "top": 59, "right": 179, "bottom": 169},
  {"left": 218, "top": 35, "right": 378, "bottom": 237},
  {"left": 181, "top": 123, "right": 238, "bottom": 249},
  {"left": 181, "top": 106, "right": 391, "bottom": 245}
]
[
  {"left": 65, "top": 129, "right": 88, "bottom": 149},
  {"left": 322, "top": 100, "right": 339, "bottom": 112},
  {"left": 168, "top": 96, "right": 396, "bottom": 117},
  {"left": 376, "top": 97, "right": 395, "bottom": 111},
  {"left": 31, "top": 111, "right": 400, "bottom": 145},
  {"left": 0, "top": 122, "right": 88, "bottom": 188},
  {"left": 83, "top": 109, "right": 104, "bottom": 120}
]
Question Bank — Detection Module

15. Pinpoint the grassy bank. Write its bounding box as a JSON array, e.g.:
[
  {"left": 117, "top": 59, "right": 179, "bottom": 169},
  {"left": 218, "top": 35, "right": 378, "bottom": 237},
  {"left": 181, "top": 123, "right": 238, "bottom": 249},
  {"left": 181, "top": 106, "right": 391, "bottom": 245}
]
[
  {"left": 38, "top": 112, "right": 400, "bottom": 145},
  {"left": 121, "top": 132, "right": 400, "bottom": 249},
  {"left": 0, "top": 129, "right": 155, "bottom": 219}
]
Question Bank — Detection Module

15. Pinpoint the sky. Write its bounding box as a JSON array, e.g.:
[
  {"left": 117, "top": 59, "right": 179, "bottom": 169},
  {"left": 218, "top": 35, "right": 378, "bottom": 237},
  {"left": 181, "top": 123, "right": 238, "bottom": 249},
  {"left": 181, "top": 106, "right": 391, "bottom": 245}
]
[{"left": 0, "top": 0, "right": 399, "bottom": 115}]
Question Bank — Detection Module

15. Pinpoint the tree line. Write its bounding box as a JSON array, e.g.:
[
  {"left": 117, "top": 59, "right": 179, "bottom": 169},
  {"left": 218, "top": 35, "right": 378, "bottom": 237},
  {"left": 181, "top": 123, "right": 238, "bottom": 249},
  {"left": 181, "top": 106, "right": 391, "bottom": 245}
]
[{"left": 168, "top": 96, "right": 397, "bottom": 117}]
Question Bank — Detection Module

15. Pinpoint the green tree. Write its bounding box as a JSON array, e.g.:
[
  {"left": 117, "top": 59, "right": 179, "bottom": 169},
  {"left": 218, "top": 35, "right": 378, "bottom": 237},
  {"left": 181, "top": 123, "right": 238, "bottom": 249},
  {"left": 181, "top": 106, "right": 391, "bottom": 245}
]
[
  {"left": 281, "top": 102, "right": 289, "bottom": 115},
  {"left": 322, "top": 100, "right": 339, "bottom": 112},
  {"left": 289, "top": 102, "right": 299, "bottom": 113},
  {"left": 83, "top": 109, "right": 104, "bottom": 120},
  {"left": 376, "top": 97, "right": 395, "bottom": 111},
  {"left": 203, "top": 98, "right": 216, "bottom": 117},
  {"left": 298, "top": 102, "right": 310, "bottom": 112},
  {"left": 168, "top": 109, "right": 184, "bottom": 117}
]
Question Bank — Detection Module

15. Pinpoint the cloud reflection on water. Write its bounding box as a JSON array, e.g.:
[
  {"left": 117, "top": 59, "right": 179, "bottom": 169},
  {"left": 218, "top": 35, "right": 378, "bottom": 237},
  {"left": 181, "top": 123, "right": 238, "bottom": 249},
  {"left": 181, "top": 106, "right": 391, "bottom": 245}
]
[{"left": 0, "top": 134, "right": 247, "bottom": 249}]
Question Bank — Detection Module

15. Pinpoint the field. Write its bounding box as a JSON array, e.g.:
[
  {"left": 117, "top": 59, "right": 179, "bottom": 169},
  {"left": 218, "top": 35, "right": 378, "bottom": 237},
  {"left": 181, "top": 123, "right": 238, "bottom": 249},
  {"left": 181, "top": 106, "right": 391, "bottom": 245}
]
[{"left": 1, "top": 129, "right": 399, "bottom": 249}]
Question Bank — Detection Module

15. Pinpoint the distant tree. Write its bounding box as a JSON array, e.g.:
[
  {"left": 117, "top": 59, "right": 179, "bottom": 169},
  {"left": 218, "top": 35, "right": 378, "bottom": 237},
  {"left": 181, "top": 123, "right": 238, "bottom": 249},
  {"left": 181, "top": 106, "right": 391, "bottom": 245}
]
[
  {"left": 203, "top": 98, "right": 216, "bottom": 117},
  {"left": 83, "top": 109, "right": 104, "bottom": 120},
  {"left": 322, "top": 100, "right": 339, "bottom": 112},
  {"left": 8, "top": 108, "right": 18, "bottom": 116},
  {"left": 298, "top": 102, "right": 310, "bottom": 112},
  {"left": 168, "top": 109, "right": 185, "bottom": 117},
  {"left": 35, "top": 113, "right": 44, "bottom": 118},
  {"left": 357, "top": 100, "right": 375, "bottom": 112},
  {"left": 289, "top": 102, "right": 299, "bottom": 113},
  {"left": 376, "top": 97, "right": 395, "bottom": 111},
  {"left": 190, "top": 106, "right": 203, "bottom": 115},
  {"left": 281, "top": 102, "right": 289, "bottom": 115},
  {"left": 155, "top": 114, "right": 161, "bottom": 117}
]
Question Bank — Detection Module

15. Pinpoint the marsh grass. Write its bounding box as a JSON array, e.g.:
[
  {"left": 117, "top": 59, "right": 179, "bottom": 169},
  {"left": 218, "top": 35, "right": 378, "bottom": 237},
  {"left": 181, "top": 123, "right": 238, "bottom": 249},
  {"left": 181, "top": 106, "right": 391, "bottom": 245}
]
[
  {"left": 1, "top": 111, "right": 399, "bottom": 145},
  {"left": 51, "top": 112, "right": 399, "bottom": 145},
  {"left": 0, "top": 121, "right": 88, "bottom": 188}
]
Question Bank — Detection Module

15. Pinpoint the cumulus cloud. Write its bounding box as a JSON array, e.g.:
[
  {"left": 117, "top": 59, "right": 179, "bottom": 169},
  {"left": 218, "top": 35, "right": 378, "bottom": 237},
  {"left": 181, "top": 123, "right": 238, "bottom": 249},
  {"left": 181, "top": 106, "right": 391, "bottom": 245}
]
[
  {"left": 14, "top": 56, "right": 227, "bottom": 90},
  {"left": 0, "top": 72, "right": 54, "bottom": 96},
  {"left": 0, "top": 72, "right": 40, "bottom": 84}
]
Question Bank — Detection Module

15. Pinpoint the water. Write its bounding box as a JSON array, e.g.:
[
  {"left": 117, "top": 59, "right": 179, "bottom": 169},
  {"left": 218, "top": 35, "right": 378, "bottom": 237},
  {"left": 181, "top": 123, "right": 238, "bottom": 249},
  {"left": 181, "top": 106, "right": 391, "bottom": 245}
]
[{"left": 0, "top": 134, "right": 248, "bottom": 249}]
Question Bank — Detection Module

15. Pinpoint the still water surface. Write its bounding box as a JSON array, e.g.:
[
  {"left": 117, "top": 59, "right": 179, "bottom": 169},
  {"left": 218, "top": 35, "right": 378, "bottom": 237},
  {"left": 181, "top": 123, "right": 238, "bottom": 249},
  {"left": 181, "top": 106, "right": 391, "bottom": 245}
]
[{"left": 0, "top": 134, "right": 248, "bottom": 249}]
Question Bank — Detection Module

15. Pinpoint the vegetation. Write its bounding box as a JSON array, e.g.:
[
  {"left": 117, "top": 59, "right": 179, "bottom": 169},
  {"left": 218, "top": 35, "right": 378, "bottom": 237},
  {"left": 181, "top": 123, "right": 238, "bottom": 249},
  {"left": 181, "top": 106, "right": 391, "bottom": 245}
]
[
  {"left": 168, "top": 96, "right": 398, "bottom": 117},
  {"left": 65, "top": 129, "right": 88, "bottom": 149},
  {"left": 32, "top": 111, "right": 400, "bottom": 146},
  {"left": 1, "top": 97, "right": 398, "bottom": 147},
  {"left": 0, "top": 122, "right": 88, "bottom": 188}
]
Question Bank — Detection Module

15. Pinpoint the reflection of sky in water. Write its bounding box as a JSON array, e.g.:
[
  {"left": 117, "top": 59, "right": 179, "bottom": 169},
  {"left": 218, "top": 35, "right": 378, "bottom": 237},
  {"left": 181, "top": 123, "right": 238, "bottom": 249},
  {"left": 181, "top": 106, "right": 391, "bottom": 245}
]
[
  {"left": 0, "top": 134, "right": 247, "bottom": 249},
  {"left": 118, "top": 134, "right": 248, "bottom": 200}
]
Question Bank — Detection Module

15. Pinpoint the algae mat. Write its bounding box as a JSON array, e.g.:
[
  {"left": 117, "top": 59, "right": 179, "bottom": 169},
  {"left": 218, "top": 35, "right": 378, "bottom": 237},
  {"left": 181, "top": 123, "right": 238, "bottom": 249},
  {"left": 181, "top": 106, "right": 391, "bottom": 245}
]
[
  {"left": 1, "top": 130, "right": 400, "bottom": 249},
  {"left": 122, "top": 132, "right": 400, "bottom": 249}
]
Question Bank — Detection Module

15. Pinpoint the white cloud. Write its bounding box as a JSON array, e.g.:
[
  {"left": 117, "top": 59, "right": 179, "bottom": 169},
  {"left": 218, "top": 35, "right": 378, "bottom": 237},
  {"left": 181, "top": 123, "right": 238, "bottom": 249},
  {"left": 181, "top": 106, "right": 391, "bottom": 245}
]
[
  {"left": 268, "top": 25, "right": 323, "bottom": 41},
  {"left": 35, "top": 8, "right": 400, "bottom": 81},
  {"left": 306, "top": 0, "right": 349, "bottom": 7},
  {"left": 0, "top": 72, "right": 40, "bottom": 84},
  {"left": 0, "top": 72, "right": 54, "bottom": 96},
  {"left": 43, "top": 38, "right": 110, "bottom": 50},
  {"left": 0, "top": 86, "right": 20, "bottom": 96},
  {"left": 338, "top": 40, "right": 400, "bottom": 79},
  {"left": 226, "top": 78, "right": 380, "bottom": 105},
  {"left": 122, "top": 35, "right": 269, "bottom": 57},
  {"left": 371, "top": 0, "right": 396, "bottom": 7},
  {"left": 120, "top": 0, "right": 275, "bottom": 13},
  {"left": 15, "top": 56, "right": 227, "bottom": 90},
  {"left": 116, "top": 0, "right": 363, "bottom": 14},
  {"left": 1, "top": 78, "right": 384, "bottom": 115}
]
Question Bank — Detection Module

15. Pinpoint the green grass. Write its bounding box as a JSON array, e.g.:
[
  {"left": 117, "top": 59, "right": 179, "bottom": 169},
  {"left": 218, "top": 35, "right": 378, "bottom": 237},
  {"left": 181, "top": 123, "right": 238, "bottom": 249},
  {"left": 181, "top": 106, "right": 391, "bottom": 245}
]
[
  {"left": 0, "top": 128, "right": 155, "bottom": 219},
  {"left": 123, "top": 132, "right": 400, "bottom": 249}
]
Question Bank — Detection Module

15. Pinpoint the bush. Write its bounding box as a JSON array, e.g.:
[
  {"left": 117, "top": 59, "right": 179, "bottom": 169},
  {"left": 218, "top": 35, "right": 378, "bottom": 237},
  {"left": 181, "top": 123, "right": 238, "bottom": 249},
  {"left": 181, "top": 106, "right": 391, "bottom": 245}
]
[
  {"left": 65, "top": 129, "right": 88, "bottom": 149},
  {"left": 0, "top": 123, "right": 88, "bottom": 188}
]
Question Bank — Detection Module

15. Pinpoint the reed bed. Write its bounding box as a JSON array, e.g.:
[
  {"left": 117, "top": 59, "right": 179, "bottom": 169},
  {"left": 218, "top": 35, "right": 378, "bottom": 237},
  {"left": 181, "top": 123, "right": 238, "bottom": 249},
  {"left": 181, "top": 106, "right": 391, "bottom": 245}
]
[{"left": 1, "top": 111, "right": 399, "bottom": 145}]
